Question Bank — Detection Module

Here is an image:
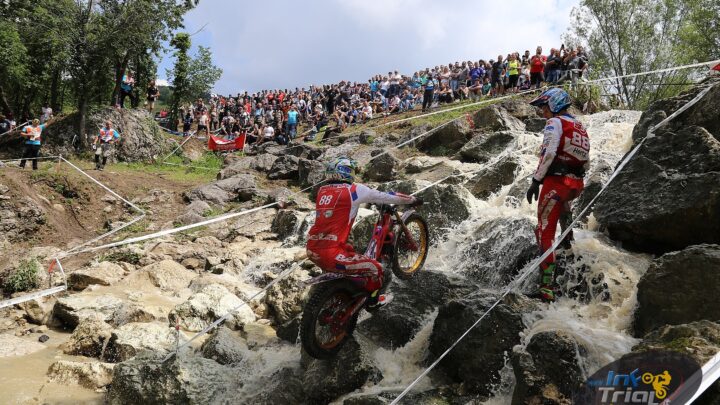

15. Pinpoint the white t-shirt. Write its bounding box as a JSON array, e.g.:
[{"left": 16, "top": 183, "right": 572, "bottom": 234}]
[
  {"left": 362, "top": 106, "right": 372, "bottom": 118},
  {"left": 263, "top": 126, "right": 275, "bottom": 139},
  {"left": 41, "top": 107, "right": 53, "bottom": 123},
  {"left": 199, "top": 114, "right": 208, "bottom": 125}
]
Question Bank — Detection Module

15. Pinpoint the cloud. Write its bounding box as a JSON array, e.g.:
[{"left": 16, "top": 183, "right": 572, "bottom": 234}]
[{"left": 164, "top": 0, "right": 578, "bottom": 94}]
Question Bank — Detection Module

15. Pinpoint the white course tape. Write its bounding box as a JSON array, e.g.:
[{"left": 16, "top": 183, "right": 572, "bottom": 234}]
[
  {"left": 0, "top": 155, "right": 61, "bottom": 163},
  {"left": 389, "top": 77, "right": 716, "bottom": 405},
  {"left": 0, "top": 121, "right": 29, "bottom": 137},
  {"left": 0, "top": 258, "right": 67, "bottom": 309},
  {"left": 162, "top": 131, "right": 197, "bottom": 161}
]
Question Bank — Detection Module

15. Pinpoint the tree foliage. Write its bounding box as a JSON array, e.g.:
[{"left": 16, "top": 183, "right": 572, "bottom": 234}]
[
  {"left": 168, "top": 32, "right": 191, "bottom": 130},
  {"left": 566, "top": 0, "right": 720, "bottom": 109}
]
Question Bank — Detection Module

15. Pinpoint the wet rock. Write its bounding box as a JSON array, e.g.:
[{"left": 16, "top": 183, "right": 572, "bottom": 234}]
[
  {"left": 458, "top": 131, "right": 517, "bottom": 163},
  {"left": 104, "top": 322, "right": 177, "bottom": 362},
  {"left": 264, "top": 268, "right": 310, "bottom": 324},
  {"left": 268, "top": 155, "right": 300, "bottom": 180},
  {"left": 302, "top": 337, "right": 382, "bottom": 401},
  {"left": 68, "top": 261, "right": 126, "bottom": 291},
  {"left": 184, "top": 174, "right": 258, "bottom": 205},
  {"left": 169, "top": 284, "right": 256, "bottom": 332},
  {"left": 276, "top": 317, "right": 300, "bottom": 343},
  {"left": 38, "top": 334, "right": 50, "bottom": 343},
  {"left": 451, "top": 217, "right": 537, "bottom": 286},
  {"left": 200, "top": 326, "right": 248, "bottom": 365},
  {"left": 464, "top": 155, "right": 520, "bottom": 199},
  {"left": 189, "top": 274, "right": 261, "bottom": 302},
  {"left": 138, "top": 259, "right": 197, "bottom": 291},
  {"left": 473, "top": 104, "right": 526, "bottom": 132},
  {"left": 61, "top": 317, "right": 113, "bottom": 357},
  {"left": 358, "top": 270, "right": 471, "bottom": 348},
  {"left": 218, "top": 154, "right": 279, "bottom": 178},
  {"left": 631, "top": 78, "right": 720, "bottom": 145},
  {"left": 298, "top": 158, "right": 326, "bottom": 189},
  {"left": 48, "top": 360, "right": 115, "bottom": 389},
  {"left": 249, "top": 367, "right": 307, "bottom": 404},
  {"left": 634, "top": 244, "right": 720, "bottom": 337},
  {"left": 363, "top": 150, "right": 399, "bottom": 182},
  {"left": 272, "top": 209, "right": 303, "bottom": 240},
  {"left": 21, "top": 296, "right": 55, "bottom": 325},
  {"left": 108, "top": 351, "right": 241, "bottom": 404},
  {"left": 594, "top": 125, "right": 720, "bottom": 253},
  {"left": 417, "top": 119, "right": 473, "bottom": 155},
  {"left": 573, "top": 160, "right": 612, "bottom": 221},
  {"left": 54, "top": 295, "right": 124, "bottom": 328},
  {"left": 379, "top": 180, "right": 474, "bottom": 235},
  {"left": 112, "top": 303, "right": 157, "bottom": 326},
  {"left": 242, "top": 321, "right": 280, "bottom": 349},
  {"left": 511, "top": 331, "right": 587, "bottom": 404},
  {"left": 348, "top": 208, "right": 379, "bottom": 254},
  {"left": 429, "top": 292, "right": 537, "bottom": 396},
  {"left": 524, "top": 117, "right": 547, "bottom": 133},
  {"left": 632, "top": 320, "right": 720, "bottom": 364}
]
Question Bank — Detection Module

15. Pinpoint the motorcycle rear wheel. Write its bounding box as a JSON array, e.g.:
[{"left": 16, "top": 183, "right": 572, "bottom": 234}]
[
  {"left": 392, "top": 213, "right": 429, "bottom": 280},
  {"left": 300, "top": 280, "right": 360, "bottom": 359}
]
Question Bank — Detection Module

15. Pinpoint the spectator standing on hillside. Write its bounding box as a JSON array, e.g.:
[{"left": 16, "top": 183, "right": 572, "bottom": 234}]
[
  {"left": 422, "top": 73, "right": 435, "bottom": 112},
  {"left": 182, "top": 112, "right": 193, "bottom": 135},
  {"left": 119, "top": 71, "right": 135, "bottom": 108},
  {"left": 491, "top": 55, "right": 506, "bottom": 96},
  {"left": 40, "top": 103, "right": 53, "bottom": 124},
  {"left": 146, "top": 81, "right": 160, "bottom": 112},
  {"left": 530, "top": 46, "right": 546, "bottom": 89},
  {"left": 19, "top": 119, "right": 46, "bottom": 170},
  {"left": 198, "top": 112, "right": 210, "bottom": 136},
  {"left": 93, "top": 120, "right": 120, "bottom": 171},
  {"left": 0, "top": 115, "right": 11, "bottom": 134},
  {"left": 507, "top": 54, "right": 520, "bottom": 93},
  {"left": 545, "top": 48, "right": 563, "bottom": 83},
  {"left": 286, "top": 105, "right": 299, "bottom": 140}
]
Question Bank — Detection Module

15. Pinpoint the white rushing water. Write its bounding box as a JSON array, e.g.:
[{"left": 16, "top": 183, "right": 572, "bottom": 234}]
[{"left": 331, "top": 110, "right": 652, "bottom": 402}]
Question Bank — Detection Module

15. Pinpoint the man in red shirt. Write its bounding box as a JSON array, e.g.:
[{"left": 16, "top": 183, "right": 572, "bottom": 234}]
[
  {"left": 529, "top": 46, "right": 547, "bottom": 89},
  {"left": 526, "top": 88, "right": 590, "bottom": 302},
  {"left": 306, "top": 157, "right": 420, "bottom": 309}
]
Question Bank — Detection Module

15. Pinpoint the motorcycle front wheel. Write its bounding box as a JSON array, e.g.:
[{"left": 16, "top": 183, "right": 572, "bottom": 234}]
[{"left": 392, "top": 213, "right": 429, "bottom": 280}]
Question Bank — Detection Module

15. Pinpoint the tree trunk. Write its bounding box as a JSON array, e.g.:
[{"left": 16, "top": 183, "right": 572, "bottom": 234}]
[
  {"left": 0, "top": 83, "right": 12, "bottom": 116},
  {"left": 78, "top": 95, "right": 89, "bottom": 151},
  {"left": 50, "top": 69, "right": 61, "bottom": 113}
]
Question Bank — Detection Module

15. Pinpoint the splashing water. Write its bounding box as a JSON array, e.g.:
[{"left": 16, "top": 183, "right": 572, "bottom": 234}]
[{"left": 334, "top": 110, "right": 650, "bottom": 401}]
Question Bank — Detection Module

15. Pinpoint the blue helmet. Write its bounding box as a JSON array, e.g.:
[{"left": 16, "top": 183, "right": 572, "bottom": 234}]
[
  {"left": 530, "top": 88, "right": 572, "bottom": 113},
  {"left": 325, "top": 157, "right": 358, "bottom": 183}
]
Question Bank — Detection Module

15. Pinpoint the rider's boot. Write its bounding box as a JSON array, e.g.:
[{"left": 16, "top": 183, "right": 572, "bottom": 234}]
[
  {"left": 367, "top": 289, "right": 393, "bottom": 310},
  {"left": 537, "top": 264, "right": 557, "bottom": 303}
]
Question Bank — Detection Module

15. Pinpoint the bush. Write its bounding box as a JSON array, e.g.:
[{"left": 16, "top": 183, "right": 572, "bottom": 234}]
[
  {"left": 3, "top": 259, "right": 41, "bottom": 293},
  {"left": 98, "top": 250, "right": 141, "bottom": 265}
]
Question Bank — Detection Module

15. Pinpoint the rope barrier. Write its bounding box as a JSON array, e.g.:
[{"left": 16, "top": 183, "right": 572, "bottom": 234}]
[
  {"left": 0, "top": 121, "right": 29, "bottom": 137},
  {"left": 388, "top": 80, "right": 716, "bottom": 405},
  {"left": 0, "top": 155, "right": 62, "bottom": 163}
]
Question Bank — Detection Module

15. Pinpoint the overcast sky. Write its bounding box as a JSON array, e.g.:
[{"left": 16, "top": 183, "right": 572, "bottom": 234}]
[{"left": 158, "top": 0, "right": 579, "bottom": 94}]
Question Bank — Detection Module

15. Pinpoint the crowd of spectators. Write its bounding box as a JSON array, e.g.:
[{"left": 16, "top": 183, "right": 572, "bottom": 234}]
[{"left": 177, "top": 44, "right": 589, "bottom": 148}]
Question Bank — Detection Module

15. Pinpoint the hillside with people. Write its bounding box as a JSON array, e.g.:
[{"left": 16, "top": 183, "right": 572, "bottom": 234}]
[{"left": 1, "top": 1, "right": 720, "bottom": 404}]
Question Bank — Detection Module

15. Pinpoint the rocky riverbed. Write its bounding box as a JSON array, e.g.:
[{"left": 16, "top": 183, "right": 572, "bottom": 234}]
[{"left": 1, "top": 78, "right": 719, "bottom": 404}]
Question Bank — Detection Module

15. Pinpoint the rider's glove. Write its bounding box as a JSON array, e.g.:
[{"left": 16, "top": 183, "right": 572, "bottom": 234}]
[
  {"left": 92, "top": 144, "right": 96, "bottom": 150},
  {"left": 526, "top": 178, "right": 542, "bottom": 204},
  {"left": 411, "top": 196, "right": 424, "bottom": 207}
]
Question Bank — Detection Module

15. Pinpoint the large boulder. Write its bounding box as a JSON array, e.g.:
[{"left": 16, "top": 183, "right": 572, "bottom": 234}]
[
  {"left": 264, "top": 268, "right": 311, "bottom": 324},
  {"left": 363, "top": 150, "right": 399, "bottom": 182},
  {"left": 271, "top": 209, "right": 304, "bottom": 240},
  {"left": 135, "top": 259, "right": 197, "bottom": 292},
  {"left": 169, "top": 284, "right": 256, "bottom": 332},
  {"left": 472, "top": 105, "right": 526, "bottom": 132},
  {"left": 184, "top": 174, "right": 259, "bottom": 205},
  {"left": 284, "top": 143, "right": 326, "bottom": 160},
  {"left": 47, "top": 360, "right": 115, "bottom": 389},
  {"left": 417, "top": 119, "right": 473, "bottom": 155},
  {"left": 103, "top": 322, "right": 177, "bottom": 362},
  {"left": 68, "top": 261, "right": 126, "bottom": 291},
  {"left": 53, "top": 295, "right": 124, "bottom": 328},
  {"left": 349, "top": 208, "right": 379, "bottom": 254},
  {"left": 302, "top": 337, "right": 382, "bottom": 402},
  {"left": 357, "top": 270, "right": 472, "bottom": 348},
  {"left": 634, "top": 244, "right": 720, "bottom": 337},
  {"left": 298, "top": 158, "right": 326, "bottom": 188},
  {"left": 200, "top": 326, "right": 248, "bottom": 365},
  {"left": 500, "top": 99, "right": 540, "bottom": 121},
  {"left": 0, "top": 196, "right": 45, "bottom": 243},
  {"left": 379, "top": 180, "right": 474, "bottom": 235},
  {"left": 511, "top": 331, "right": 587, "bottom": 404},
  {"left": 217, "top": 154, "right": 278, "bottom": 178},
  {"left": 449, "top": 217, "right": 537, "bottom": 286},
  {"left": 61, "top": 317, "right": 113, "bottom": 357},
  {"left": 464, "top": 155, "right": 520, "bottom": 199},
  {"left": 267, "top": 155, "right": 300, "bottom": 180},
  {"left": 0, "top": 107, "right": 168, "bottom": 161},
  {"left": 428, "top": 292, "right": 537, "bottom": 396},
  {"left": 594, "top": 127, "right": 720, "bottom": 253},
  {"left": 457, "top": 130, "right": 517, "bottom": 163},
  {"left": 631, "top": 77, "right": 720, "bottom": 146},
  {"left": 108, "top": 351, "right": 241, "bottom": 404}
]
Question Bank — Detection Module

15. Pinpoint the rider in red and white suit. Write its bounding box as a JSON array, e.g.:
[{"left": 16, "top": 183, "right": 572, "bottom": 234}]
[
  {"left": 527, "top": 88, "right": 590, "bottom": 301},
  {"left": 307, "top": 157, "right": 418, "bottom": 308}
]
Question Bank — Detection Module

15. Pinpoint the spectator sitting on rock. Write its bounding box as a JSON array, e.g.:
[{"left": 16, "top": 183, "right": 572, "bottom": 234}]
[
  {"left": 360, "top": 100, "right": 373, "bottom": 122},
  {"left": 437, "top": 83, "right": 454, "bottom": 104}
]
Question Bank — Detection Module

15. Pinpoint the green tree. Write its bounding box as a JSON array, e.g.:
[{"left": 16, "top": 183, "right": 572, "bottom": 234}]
[
  {"left": 186, "top": 46, "right": 223, "bottom": 101},
  {"left": 168, "top": 32, "right": 191, "bottom": 131},
  {"left": 0, "top": 20, "right": 28, "bottom": 115},
  {"left": 566, "top": 0, "right": 718, "bottom": 109}
]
